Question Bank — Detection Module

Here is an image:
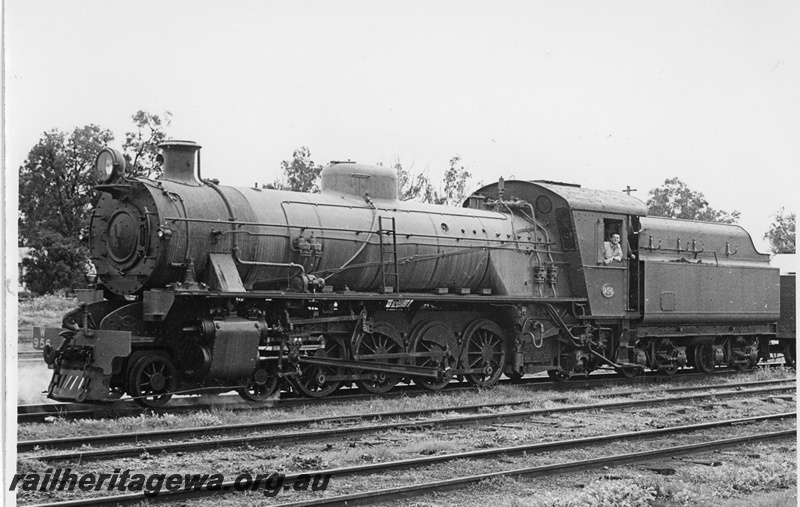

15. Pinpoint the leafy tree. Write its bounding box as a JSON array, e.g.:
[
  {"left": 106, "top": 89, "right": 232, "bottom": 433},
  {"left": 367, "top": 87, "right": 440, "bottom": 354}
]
[
  {"left": 395, "top": 160, "right": 437, "bottom": 202},
  {"left": 18, "top": 125, "right": 114, "bottom": 245},
  {"left": 271, "top": 147, "right": 323, "bottom": 192},
  {"left": 764, "top": 207, "right": 795, "bottom": 254},
  {"left": 441, "top": 156, "right": 472, "bottom": 206},
  {"left": 395, "top": 156, "right": 472, "bottom": 205},
  {"left": 646, "top": 177, "right": 740, "bottom": 223},
  {"left": 122, "top": 110, "right": 172, "bottom": 178},
  {"left": 21, "top": 231, "right": 90, "bottom": 294},
  {"left": 18, "top": 125, "right": 113, "bottom": 293}
]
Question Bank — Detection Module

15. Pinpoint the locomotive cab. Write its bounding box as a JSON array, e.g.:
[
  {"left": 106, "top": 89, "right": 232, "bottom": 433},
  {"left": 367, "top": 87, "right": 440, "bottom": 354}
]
[{"left": 469, "top": 179, "right": 648, "bottom": 319}]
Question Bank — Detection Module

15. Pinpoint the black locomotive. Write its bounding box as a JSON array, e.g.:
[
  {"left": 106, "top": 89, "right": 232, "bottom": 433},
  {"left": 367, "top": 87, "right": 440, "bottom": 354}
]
[{"left": 36, "top": 141, "right": 795, "bottom": 406}]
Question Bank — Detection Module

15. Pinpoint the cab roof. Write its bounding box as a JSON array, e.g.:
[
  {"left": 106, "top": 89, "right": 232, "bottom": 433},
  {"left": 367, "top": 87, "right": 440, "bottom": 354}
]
[
  {"left": 534, "top": 181, "right": 648, "bottom": 215},
  {"left": 469, "top": 179, "right": 648, "bottom": 215}
]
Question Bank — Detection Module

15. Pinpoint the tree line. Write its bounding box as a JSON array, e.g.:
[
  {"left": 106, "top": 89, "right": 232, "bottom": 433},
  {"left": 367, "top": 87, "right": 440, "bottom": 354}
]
[{"left": 18, "top": 114, "right": 795, "bottom": 294}]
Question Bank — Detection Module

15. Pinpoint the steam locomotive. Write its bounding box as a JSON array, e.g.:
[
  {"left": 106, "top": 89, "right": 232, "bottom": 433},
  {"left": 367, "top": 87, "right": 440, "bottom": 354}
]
[{"left": 36, "top": 141, "right": 795, "bottom": 407}]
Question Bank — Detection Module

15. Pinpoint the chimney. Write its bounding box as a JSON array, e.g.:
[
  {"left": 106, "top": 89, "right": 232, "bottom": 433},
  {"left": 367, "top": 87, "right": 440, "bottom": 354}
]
[{"left": 159, "top": 141, "right": 202, "bottom": 184}]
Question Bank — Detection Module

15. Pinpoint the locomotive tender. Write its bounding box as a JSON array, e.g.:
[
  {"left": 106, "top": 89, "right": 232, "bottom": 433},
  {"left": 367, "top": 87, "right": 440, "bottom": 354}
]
[{"left": 38, "top": 141, "right": 794, "bottom": 406}]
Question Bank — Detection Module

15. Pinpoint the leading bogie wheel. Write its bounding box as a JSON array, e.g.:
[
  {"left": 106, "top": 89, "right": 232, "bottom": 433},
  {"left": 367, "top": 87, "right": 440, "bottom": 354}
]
[
  {"left": 127, "top": 351, "right": 178, "bottom": 408},
  {"left": 238, "top": 363, "right": 279, "bottom": 402}
]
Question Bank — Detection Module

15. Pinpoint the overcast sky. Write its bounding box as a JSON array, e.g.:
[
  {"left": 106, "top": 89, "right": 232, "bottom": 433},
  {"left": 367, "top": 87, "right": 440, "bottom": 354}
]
[{"left": 5, "top": 0, "right": 799, "bottom": 251}]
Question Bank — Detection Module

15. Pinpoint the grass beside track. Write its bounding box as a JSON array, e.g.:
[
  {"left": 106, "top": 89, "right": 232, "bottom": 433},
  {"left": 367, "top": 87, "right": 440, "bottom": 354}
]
[{"left": 18, "top": 366, "right": 796, "bottom": 442}]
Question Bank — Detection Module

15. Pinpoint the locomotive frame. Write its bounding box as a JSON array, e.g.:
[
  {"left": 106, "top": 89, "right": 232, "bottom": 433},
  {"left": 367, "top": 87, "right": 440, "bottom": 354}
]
[{"left": 37, "top": 141, "right": 795, "bottom": 407}]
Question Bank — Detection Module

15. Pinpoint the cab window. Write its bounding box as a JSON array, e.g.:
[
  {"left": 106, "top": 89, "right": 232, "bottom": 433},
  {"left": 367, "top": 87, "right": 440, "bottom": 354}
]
[{"left": 598, "top": 218, "right": 625, "bottom": 264}]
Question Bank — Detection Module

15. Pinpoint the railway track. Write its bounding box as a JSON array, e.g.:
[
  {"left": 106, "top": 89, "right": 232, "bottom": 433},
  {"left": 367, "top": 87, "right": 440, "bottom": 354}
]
[
  {"left": 20, "top": 413, "right": 795, "bottom": 506},
  {"left": 17, "top": 365, "right": 790, "bottom": 424},
  {"left": 20, "top": 379, "right": 795, "bottom": 462},
  {"left": 271, "top": 425, "right": 795, "bottom": 507}
]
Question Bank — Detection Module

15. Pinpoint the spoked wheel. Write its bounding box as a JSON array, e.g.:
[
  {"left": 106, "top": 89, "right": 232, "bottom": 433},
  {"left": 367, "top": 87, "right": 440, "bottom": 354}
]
[
  {"left": 784, "top": 342, "right": 796, "bottom": 369},
  {"left": 461, "top": 319, "right": 506, "bottom": 387},
  {"left": 693, "top": 344, "right": 716, "bottom": 374},
  {"left": 410, "top": 320, "right": 457, "bottom": 391},
  {"left": 128, "top": 351, "right": 178, "bottom": 408},
  {"left": 237, "top": 363, "right": 279, "bottom": 402},
  {"left": 354, "top": 323, "right": 404, "bottom": 394},
  {"left": 290, "top": 336, "right": 345, "bottom": 398}
]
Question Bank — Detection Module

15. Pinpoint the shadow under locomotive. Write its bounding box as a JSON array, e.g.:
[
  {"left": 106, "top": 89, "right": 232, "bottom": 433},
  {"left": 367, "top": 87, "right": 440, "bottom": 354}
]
[{"left": 34, "top": 141, "right": 796, "bottom": 407}]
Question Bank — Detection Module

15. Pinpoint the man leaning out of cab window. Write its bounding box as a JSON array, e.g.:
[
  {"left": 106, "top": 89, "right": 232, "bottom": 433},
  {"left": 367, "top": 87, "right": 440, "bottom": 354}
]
[{"left": 603, "top": 233, "right": 623, "bottom": 264}]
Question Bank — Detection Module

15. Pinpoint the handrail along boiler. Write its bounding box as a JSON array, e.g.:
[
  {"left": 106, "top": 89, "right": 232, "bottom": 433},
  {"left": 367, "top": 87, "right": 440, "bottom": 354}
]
[{"left": 37, "top": 141, "right": 795, "bottom": 406}]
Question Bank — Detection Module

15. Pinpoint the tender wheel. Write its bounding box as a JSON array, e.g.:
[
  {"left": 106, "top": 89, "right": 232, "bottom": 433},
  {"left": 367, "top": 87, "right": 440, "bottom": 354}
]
[
  {"left": 729, "top": 337, "right": 758, "bottom": 371},
  {"left": 461, "top": 319, "right": 506, "bottom": 387},
  {"left": 409, "top": 320, "right": 457, "bottom": 391},
  {"left": 783, "top": 342, "right": 796, "bottom": 369},
  {"left": 237, "top": 364, "right": 279, "bottom": 402},
  {"left": 128, "top": 352, "right": 178, "bottom": 408},
  {"left": 616, "top": 366, "right": 643, "bottom": 378},
  {"left": 693, "top": 344, "right": 715, "bottom": 374},
  {"left": 547, "top": 367, "right": 571, "bottom": 382},
  {"left": 290, "top": 336, "right": 345, "bottom": 398},
  {"left": 354, "top": 323, "right": 404, "bottom": 394},
  {"left": 651, "top": 339, "right": 684, "bottom": 375},
  {"left": 659, "top": 365, "right": 678, "bottom": 376}
]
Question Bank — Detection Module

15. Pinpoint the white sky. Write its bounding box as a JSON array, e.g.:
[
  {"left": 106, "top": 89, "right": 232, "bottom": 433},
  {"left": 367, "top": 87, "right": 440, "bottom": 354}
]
[{"left": 5, "top": 0, "right": 800, "bottom": 251}]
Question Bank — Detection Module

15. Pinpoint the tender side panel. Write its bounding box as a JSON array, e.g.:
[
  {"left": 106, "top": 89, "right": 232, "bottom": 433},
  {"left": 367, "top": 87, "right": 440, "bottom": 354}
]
[
  {"left": 638, "top": 216, "right": 778, "bottom": 325},
  {"left": 641, "top": 261, "right": 780, "bottom": 324}
]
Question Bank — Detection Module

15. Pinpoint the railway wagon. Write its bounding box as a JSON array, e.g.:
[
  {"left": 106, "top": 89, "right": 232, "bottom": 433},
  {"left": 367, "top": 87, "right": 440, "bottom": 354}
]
[{"left": 37, "top": 141, "right": 792, "bottom": 406}]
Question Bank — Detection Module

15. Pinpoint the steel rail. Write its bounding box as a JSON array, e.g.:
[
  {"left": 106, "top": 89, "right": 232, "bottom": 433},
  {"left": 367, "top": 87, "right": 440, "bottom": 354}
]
[
  {"left": 19, "top": 377, "right": 796, "bottom": 453},
  {"left": 272, "top": 428, "right": 796, "bottom": 507},
  {"left": 22, "top": 414, "right": 796, "bottom": 506},
  {"left": 23, "top": 384, "right": 795, "bottom": 462},
  {"left": 15, "top": 371, "right": 662, "bottom": 423},
  {"left": 20, "top": 377, "right": 794, "bottom": 452},
  {"left": 16, "top": 370, "right": 792, "bottom": 424}
]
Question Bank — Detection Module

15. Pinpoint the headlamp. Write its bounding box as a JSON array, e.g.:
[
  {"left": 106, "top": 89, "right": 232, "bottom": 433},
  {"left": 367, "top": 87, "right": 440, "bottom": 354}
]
[{"left": 94, "top": 147, "right": 126, "bottom": 183}]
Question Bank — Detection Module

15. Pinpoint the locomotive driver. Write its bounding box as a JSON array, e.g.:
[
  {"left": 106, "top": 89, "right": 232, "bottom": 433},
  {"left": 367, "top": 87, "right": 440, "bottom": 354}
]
[{"left": 603, "top": 233, "right": 623, "bottom": 264}]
